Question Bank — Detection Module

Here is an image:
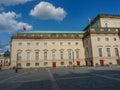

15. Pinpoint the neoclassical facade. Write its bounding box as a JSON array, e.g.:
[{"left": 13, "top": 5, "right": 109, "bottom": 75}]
[{"left": 11, "top": 14, "right": 120, "bottom": 68}]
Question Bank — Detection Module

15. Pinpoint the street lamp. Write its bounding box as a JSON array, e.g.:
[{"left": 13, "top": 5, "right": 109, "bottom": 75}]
[
  {"left": 72, "top": 51, "right": 75, "bottom": 70},
  {"left": 15, "top": 53, "right": 18, "bottom": 73}
]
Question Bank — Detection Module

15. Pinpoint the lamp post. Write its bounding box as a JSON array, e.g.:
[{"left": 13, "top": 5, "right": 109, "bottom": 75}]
[
  {"left": 15, "top": 53, "right": 18, "bottom": 73},
  {"left": 72, "top": 51, "right": 75, "bottom": 70}
]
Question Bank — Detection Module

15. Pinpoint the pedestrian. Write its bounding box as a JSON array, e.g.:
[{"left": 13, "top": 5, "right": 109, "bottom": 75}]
[{"left": 15, "top": 68, "right": 18, "bottom": 73}]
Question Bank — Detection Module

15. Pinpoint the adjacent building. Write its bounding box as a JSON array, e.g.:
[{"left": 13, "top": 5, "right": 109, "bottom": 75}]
[{"left": 11, "top": 14, "right": 120, "bottom": 68}]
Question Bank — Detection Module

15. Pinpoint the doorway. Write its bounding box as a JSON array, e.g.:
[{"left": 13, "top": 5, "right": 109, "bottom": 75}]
[
  {"left": 52, "top": 62, "right": 56, "bottom": 67},
  {"left": 100, "top": 60, "right": 104, "bottom": 66},
  {"left": 77, "top": 61, "right": 80, "bottom": 66}
]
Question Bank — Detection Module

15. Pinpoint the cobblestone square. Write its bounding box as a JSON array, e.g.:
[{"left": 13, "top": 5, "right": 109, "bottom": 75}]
[{"left": 0, "top": 66, "right": 120, "bottom": 90}]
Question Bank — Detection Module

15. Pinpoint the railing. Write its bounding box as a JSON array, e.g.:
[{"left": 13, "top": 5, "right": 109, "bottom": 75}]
[{"left": 90, "top": 27, "right": 120, "bottom": 33}]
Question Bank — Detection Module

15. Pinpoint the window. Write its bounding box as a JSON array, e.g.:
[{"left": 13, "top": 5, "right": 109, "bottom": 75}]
[
  {"left": 68, "top": 42, "right": 71, "bottom": 45},
  {"left": 27, "top": 43, "right": 30, "bottom": 46},
  {"left": 27, "top": 52, "right": 30, "bottom": 60},
  {"left": 44, "top": 42, "right": 47, "bottom": 46},
  {"left": 105, "top": 38, "right": 109, "bottom": 41},
  {"left": 97, "top": 38, "right": 100, "bottom": 41},
  {"left": 107, "top": 48, "right": 111, "bottom": 57},
  {"left": 44, "top": 52, "right": 47, "bottom": 60},
  {"left": 52, "top": 51, "right": 56, "bottom": 60},
  {"left": 17, "top": 51, "right": 22, "bottom": 60},
  {"left": 76, "top": 50, "right": 80, "bottom": 59},
  {"left": 68, "top": 50, "right": 72, "bottom": 59},
  {"left": 75, "top": 42, "right": 79, "bottom": 45},
  {"left": 105, "top": 22, "right": 108, "bottom": 27},
  {"left": 113, "top": 38, "right": 116, "bottom": 41},
  {"left": 35, "top": 63, "right": 39, "bottom": 66},
  {"left": 18, "top": 43, "right": 22, "bottom": 46},
  {"left": 98, "top": 48, "right": 102, "bottom": 57},
  {"left": 35, "top": 52, "right": 39, "bottom": 60},
  {"left": 60, "top": 51, "right": 64, "bottom": 59},
  {"left": 26, "top": 63, "right": 30, "bottom": 66},
  {"left": 18, "top": 63, "right": 21, "bottom": 67},
  {"left": 69, "top": 61, "right": 72, "bottom": 65},
  {"left": 52, "top": 42, "right": 55, "bottom": 45},
  {"left": 44, "top": 62, "right": 48, "bottom": 66},
  {"left": 36, "top": 42, "right": 39, "bottom": 46},
  {"left": 61, "top": 62, "right": 64, "bottom": 65},
  {"left": 115, "top": 48, "right": 119, "bottom": 56},
  {"left": 60, "top": 42, "right": 63, "bottom": 46}
]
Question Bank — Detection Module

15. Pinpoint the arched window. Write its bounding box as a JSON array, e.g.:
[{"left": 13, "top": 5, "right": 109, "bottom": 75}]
[
  {"left": 76, "top": 50, "right": 80, "bottom": 59},
  {"left": 107, "top": 48, "right": 111, "bottom": 57},
  {"left": 52, "top": 51, "right": 56, "bottom": 60},
  {"left": 60, "top": 51, "right": 64, "bottom": 59},
  {"left": 44, "top": 52, "right": 47, "bottom": 60},
  {"left": 98, "top": 48, "right": 102, "bottom": 57},
  {"left": 17, "top": 50, "right": 22, "bottom": 60},
  {"left": 115, "top": 48, "right": 119, "bottom": 56},
  {"left": 68, "top": 49, "right": 72, "bottom": 59},
  {"left": 35, "top": 52, "right": 39, "bottom": 60},
  {"left": 26, "top": 52, "right": 30, "bottom": 60},
  {"left": 43, "top": 49, "right": 48, "bottom": 60}
]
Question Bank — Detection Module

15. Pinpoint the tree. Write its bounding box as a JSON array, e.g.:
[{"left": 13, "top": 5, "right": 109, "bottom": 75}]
[{"left": 4, "top": 50, "right": 10, "bottom": 57}]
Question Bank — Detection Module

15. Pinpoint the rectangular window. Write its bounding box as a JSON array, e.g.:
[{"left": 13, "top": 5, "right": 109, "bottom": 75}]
[
  {"left": 27, "top": 52, "right": 30, "bottom": 60},
  {"left": 44, "top": 62, "right": 48, "bottom": 66},
  {"left": 98, "top": 48, "right": 102, "bottom": 57},
  {"left": 113, "top": 38, "right": 116, "bottom": 41},
  {"left": 44, "top": 42, "right": 47, "bottom": 46},
  {"left": 18, "top": 43, "right": 22, "bottom": 46},
  {"left": 26, "top": 63, "right": 30, "bottom": 66},
  {"left": 44, "top": 52, "right": 47, "bottom": 60},
  {"left": 18, "top": 63, "right": 21, "bottom": 67},
  {"left": 107, "top": 48, "right": 111, "bottom": 57},
  {"left": 35, "top": 63, "right": 39, "bottom": 66},
  {"left": 36, "top": 42, "right": 39, "bottom": 46},
  {"left": 52, "top": 42, "right": 55, "bottom": 45},
  {"left": 105, "top": 38, "right": 109, "bottom": 41},
  {"left": 60, "top": 51, "right": 64, "bottom": 59},
  {"left": 69, "top": 61, "right": 72, "bottom": 65},
  {"left": 68, "top": 42, "right": 71, "bottom": 46},
  {"left": 97, "top": 38, "right": 100, "bottom": 41},
  {"left": 35, "top": 52, "right": 39, "bottom": 60},
  {"left": 60, "top": 42, "right": 63, "bottom": 46},
  {"left": 61, "top": 62, "right": 64, "bottom": 65},
  {"left": 27, "top": 43, "right": 30, "bottom": 46},
  {"left": 76, "top": 51, "right": 80, "bottom": 59},
  {"left": 115, "top": 48, "right": 119, "bottom": 56},
  {"left": 52, "top": 51, "right": 56, "bottom": 60},
  {"left": 75, "top": 42, "right": 79, "bottom": 45}
]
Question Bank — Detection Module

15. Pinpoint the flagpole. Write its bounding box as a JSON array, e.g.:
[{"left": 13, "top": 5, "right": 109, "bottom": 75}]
[{"left": 88, "top": 18, "right": 92, "bottom": 32}]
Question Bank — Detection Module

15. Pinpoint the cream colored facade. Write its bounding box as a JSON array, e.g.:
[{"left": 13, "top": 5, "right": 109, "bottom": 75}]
[
  {"left": 11, "top": 14, "right": 120, "bottom": 68},
  {"left": 0, "top": 55, "right": 10, "bottom": 66}
]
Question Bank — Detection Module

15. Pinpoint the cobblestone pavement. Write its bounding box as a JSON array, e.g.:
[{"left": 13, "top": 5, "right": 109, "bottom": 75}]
[{"left": 0, "top": 66, "right": 120, "bottom": 90}]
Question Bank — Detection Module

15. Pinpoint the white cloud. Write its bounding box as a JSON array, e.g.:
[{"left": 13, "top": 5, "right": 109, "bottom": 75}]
[
  {"left": 0, "top": 12, "right": 32, "bottom": 32},
  {"left": 0, "top": 0, "right": 32, "bottom": 6},
  {"left": 0, "top": 44, "right": 10, "bottom": 54},
  {"left": 30, "top": 1, "right": 67, "bottom": 21}
]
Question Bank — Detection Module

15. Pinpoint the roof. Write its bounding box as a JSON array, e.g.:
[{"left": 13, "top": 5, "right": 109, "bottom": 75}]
[
  {"left": 19, "top": 31, "right": 85, "bottom": 34},
  {"left": 83, "top": 14, "right": 120, "bottom": 31}
]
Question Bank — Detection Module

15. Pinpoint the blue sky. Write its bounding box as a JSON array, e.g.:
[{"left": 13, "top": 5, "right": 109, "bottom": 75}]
[{"left": 0, "top": 0, "right": 120, "bottom": 53}]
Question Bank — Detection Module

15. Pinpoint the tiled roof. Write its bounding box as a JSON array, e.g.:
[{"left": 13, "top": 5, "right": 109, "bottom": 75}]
[{"left": 19, "top": 31, "right": 85, "bottom": 34}]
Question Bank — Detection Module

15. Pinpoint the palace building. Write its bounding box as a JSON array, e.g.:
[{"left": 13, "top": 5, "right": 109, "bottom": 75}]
[{"left": 11, "top": 14, "right": 120, "bottom": 68}]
